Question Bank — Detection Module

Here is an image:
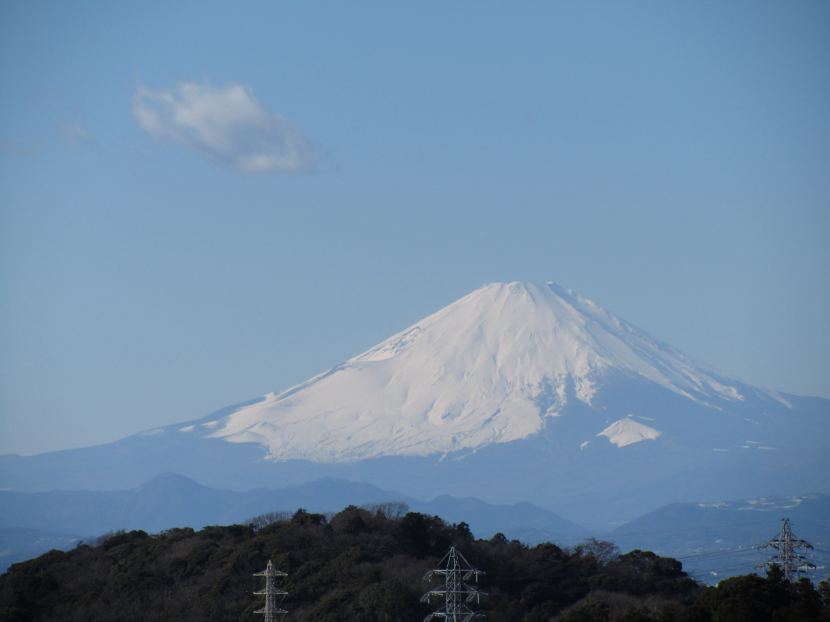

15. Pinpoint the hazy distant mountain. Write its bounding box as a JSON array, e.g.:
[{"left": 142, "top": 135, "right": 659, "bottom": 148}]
[
  {"left": 1, "top": 282, "right": 827, "bottom": 529},
  {"left": 608, "top": 493, "right": 830, "bottom": 583},
  {"left": 0, "top": 473, "right": 584, "bottom": 539},
  {"left": 0, "top": 473, "right": 586, "bottom": 572},
  {"left": 208, "top": 282, "right": 787, "bottom": 462},
  {"left": 0, "top": 528, "right": 80, "bottom": 575}
]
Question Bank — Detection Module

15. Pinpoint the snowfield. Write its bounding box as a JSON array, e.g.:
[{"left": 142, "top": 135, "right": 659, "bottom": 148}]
[
  {"left": 3, "top": 281, "right": 827, "bottom": 530},
  {"left": 206, "top": 282, "right": 786, "bottom": 462},
  {"left": 598, "top": 418, "right": 662, "bottom": 448}
]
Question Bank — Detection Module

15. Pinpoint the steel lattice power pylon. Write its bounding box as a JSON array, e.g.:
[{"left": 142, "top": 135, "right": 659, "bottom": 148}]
[
  {"left": 254, "top": 559, "right": 288, "bottom": 622},
  {"left": 421, "top": 546, "right": 487, "bottom": 622},
  {"left": 756, "top": 518, "right": 815, "bottom": 581}
]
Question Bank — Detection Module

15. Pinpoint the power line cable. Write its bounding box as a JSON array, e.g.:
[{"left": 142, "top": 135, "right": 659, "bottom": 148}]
[
  {"left": 755, "top": 518, "right": 815, "bottom": 581},
  {"left": 785, "top": 520, "right": 830, "bottom": 531},
  {"left": 610, "top": 519, "right": 777, "bottom": 539},
  {"left": 680, "top": 548, "right": 763, "bottom": 559}
]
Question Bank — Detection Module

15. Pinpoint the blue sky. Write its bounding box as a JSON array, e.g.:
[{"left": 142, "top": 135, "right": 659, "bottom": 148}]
[{"left": 1, "top": 1, "right": 828, "bottom": 456}]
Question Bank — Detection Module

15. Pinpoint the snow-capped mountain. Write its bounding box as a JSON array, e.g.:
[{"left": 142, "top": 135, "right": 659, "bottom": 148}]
[
  {"left": 1, "top": 282, "right": 827, "bottom": 530},
  {"left": 203, "top": 282, "right": 788, "bottom": 461}
]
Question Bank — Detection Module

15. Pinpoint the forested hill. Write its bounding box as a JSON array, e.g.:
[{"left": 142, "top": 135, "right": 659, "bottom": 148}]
[{"left": 1, "top": 505, "right": 828, "bottom": 622}]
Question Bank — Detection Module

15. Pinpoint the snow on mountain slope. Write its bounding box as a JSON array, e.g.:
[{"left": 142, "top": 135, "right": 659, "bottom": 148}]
[
  {"left": 204, "top": 282, "right": 788, "bottom": 462},
  {"left": 598, "top": 418, "right": 661, "bottom": 448}
]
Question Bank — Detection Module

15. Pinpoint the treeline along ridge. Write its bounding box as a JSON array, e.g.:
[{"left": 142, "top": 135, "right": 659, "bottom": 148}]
[{"left": 1, "top": 504, "right": 828, "bottom": 621}]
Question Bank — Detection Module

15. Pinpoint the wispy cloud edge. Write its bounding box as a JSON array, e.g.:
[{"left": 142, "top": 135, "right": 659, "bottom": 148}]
[
  {"left": 132, "top": 81, "right": 317, "bottom": 175},
  {"left": 60, "top": 122, "right": 96, "bottom": 146}
]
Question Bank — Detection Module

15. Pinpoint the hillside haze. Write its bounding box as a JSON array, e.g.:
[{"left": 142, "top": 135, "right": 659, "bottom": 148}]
[{"left": 2, "top": 282, "right": 827, "bottom": 529}]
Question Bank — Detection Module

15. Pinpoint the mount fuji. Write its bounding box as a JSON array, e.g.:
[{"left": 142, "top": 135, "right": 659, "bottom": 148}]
[{"left": 2, "top": 282, "right": 827, "bottom": 529}]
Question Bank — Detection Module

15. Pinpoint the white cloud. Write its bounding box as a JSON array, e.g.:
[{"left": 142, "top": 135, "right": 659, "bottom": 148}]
[
  {"left": 60, "top": 122, "right": 95, "bottom": 145},
  {"left": 132, "top": 81, "right": 316, "bottom": 175}
]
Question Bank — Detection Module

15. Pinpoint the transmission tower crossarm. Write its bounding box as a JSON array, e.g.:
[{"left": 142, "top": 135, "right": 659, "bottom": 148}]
[
  {"left": 755, "top": 518, "right": 816, "bottom": 582},
  {"left": 422, "top": 546, "right": 487, "bottom": 622},
  {"left": 253, "top": 559, "right": 289, "bottom": 622},
  {"left": 254, "top": 573, "right": 288, "bottom": 578}
]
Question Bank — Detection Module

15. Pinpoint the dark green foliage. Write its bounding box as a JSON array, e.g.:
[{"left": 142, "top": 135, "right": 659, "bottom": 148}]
[
  {"left": 673, "top": 566, "right": 830, "bottom": 622},
  {"left": 0, "top": 507, "right": 827, "bottom": 622}
]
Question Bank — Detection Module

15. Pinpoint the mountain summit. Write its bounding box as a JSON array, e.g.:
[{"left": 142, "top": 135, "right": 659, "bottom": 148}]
[
  {"left": 2, "top": 282, "right": 827, "bottom": 528},
  {"left": 206, "top": 282, "right": 786, "bottom": 462}
]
